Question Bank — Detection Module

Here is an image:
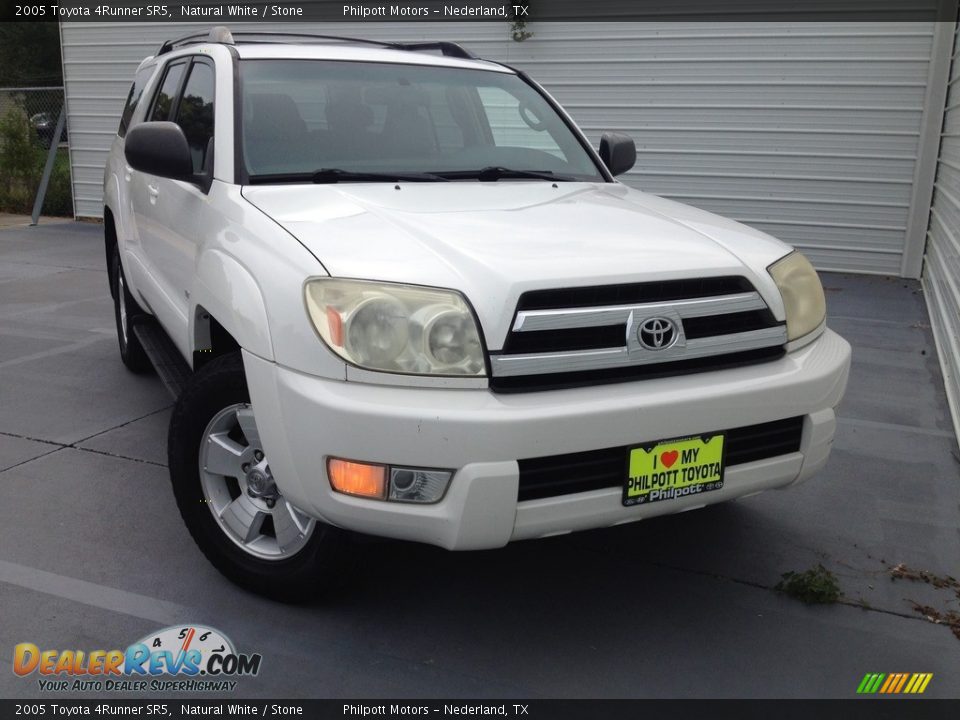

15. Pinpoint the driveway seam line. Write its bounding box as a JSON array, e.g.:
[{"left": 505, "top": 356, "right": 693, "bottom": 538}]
[
  {"left": 828, "top": 315, "right": 926, "bottom": 327},
  {"left": 0, "top": 335, "right": 111, "bottom": 369},
  {"left": 836, "top": 416, "right": 955, "bottom": 438},
  {"left": 71, "top": 405, "right": 172, "bottom": 445},
  {"left": 72, "top": 446, "right": 167, "bottom": 468},
  {"left": 647, "top": 560, "right": 933, "bottom": 625},
  {"left": 0, "top": 405, "right": 171, "bottom": 470},
  {"left": 0, "top": 430, "right": 65, "bottom": 447},
  {"left": 0, "top": 446, "right": 67, "bottom": 475}
]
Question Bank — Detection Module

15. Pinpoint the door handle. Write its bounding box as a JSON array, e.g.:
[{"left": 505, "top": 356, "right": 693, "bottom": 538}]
[
  {"left": 124, "top": 165, "right": 133, "bottom": 181},
  {"left": 147, "top": 184, "right": 160, "bottom": 196}
]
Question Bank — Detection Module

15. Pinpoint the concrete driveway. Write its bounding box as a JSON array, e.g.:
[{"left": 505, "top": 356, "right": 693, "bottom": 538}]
[{"left": 0, "top": 222, "right": 958, "bottom": 699}]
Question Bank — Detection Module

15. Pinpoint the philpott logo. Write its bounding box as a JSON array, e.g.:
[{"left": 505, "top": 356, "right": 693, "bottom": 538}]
[{"left": 13, "top": 625, "right": 261, "bottom": 692}]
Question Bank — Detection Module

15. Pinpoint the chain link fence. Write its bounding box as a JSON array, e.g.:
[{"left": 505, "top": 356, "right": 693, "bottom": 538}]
[{"left": 0, "top": 86, "right": 73, "bottom": 218}]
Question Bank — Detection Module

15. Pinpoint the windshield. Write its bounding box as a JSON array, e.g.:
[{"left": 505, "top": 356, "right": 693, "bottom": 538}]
[{"left": 239, "top": 59, "right": 605, "bottom": 182}]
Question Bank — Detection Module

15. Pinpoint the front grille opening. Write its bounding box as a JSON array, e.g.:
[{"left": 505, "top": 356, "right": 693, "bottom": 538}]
[
  {"left": 502, "top": 324, "right": 624, "bottom": 354},
  {"left": 517, "top": 416, "right": 804, "bottom": 501},
  {"left": 683, "top": 310, "right": 781, "bottom": 340},
  {"left": 516, "top": 276, "right": 754, "bottom": 311},
  {"left": 500, "top": 311, "right": 784, "bottom": 356},
  {"left": 490, "top": 346, "right": 785, "bottom": 393}
]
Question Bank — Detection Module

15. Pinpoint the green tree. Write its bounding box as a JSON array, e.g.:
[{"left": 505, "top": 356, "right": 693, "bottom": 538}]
[{"left": 0, "top": 22, "right": 63, "bottom": 87}]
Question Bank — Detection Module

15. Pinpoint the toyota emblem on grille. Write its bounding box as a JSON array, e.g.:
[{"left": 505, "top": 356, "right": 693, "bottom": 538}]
[{"left": 637, "top": 317, "right": 678, "bottom": 350}]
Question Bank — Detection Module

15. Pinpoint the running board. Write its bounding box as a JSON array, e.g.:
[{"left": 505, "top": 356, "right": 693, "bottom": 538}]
[{"left": 132, "top": 318, "right": 192, "bottom": 399}]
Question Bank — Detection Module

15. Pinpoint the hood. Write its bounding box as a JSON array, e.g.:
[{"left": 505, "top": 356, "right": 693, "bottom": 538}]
[{"left": 241, "top": 182, "right": 791, "bottom": 348}]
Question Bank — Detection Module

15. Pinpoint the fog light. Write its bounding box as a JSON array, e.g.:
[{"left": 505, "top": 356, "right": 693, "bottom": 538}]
[
  {"left": 327, "top": 458, "right": 387, "bottom": 499},
  {"left": 389, "top": 467, "right": 452, "bottom": 503}
]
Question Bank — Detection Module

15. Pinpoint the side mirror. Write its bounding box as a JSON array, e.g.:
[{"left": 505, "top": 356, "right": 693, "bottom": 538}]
[
  {"left": 599, "top": 132, "right": 636, "bottom": 177},
  {"left": 124, "top": 122, "right": 193, "bottom": 180}
]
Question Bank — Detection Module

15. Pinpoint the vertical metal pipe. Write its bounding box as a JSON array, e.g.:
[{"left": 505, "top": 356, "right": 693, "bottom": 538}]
[{"left": 30, "top": 105, "right": 66, "bottom": 227}]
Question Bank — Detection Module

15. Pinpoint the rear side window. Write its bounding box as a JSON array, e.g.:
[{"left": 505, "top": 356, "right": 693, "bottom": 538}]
[
  {"left": 148, "top": 61, "right": 187, "bottom": 122},
  {"left": 175, "top": 61, "right": 215, "bottom": 174},
  {"left": 118, "top": 66, "right": 155, "bottom": 138}
]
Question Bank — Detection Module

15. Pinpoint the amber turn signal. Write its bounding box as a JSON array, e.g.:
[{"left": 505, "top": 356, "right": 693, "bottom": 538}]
[{"left": 327, "top": 458, "right": 387, "bottom": 499}]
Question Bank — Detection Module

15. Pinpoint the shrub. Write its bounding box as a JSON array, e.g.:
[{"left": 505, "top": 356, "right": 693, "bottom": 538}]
[{"left": 0, "top": 104, "right": 73, "bottom": 216}]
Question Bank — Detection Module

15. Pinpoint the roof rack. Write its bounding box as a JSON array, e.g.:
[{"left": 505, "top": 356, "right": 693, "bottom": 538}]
[
  {"left": 157, "top": 26, "right": 233, "bottom": 54},
  {"left": 156, "top": 27, "right": 477, "bottom": 60},
  {"left": 389, "top": 41, "right": 477, "bottom": 59}
]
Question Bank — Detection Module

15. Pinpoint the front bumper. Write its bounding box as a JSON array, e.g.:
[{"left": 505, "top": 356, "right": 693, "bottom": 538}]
[{"left": 244, "top": 328, "right": 851, "bottom": 550}]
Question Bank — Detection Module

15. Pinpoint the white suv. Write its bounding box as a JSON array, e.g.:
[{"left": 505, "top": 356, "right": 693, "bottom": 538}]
[{"left": 104, "top": 27, "right": 851, "bottom": 600}]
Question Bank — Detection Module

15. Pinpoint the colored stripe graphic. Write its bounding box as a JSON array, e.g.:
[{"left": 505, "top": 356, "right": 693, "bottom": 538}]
[
  {"left": 893, "top": 673, "right": 909, "bottom": 693},
  {"left": 857, "top": 673, "right": 881, "bottom": 694},
  {"left": 879, "top": 674, "right": 896, "bottom": 693},
  {"left": 857, "top": 673, "right": 932, "bottom": 694}
]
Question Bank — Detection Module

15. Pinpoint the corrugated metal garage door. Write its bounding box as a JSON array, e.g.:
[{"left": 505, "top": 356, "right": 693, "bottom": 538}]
[
  {"left": 923, "top": 21, "right": 960, "bottom": 445},
  {"left": 62, "top": 21, "right": 936, "bottom": 275}
]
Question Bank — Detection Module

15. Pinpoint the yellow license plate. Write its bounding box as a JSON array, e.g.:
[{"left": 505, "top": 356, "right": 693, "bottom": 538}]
[{"left": 623, "top": 434, "right": 725, "bottom": 506}]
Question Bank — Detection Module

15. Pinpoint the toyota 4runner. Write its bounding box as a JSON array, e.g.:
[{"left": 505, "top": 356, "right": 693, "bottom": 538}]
[{"left": 104, "top": 27, "right": 851, "bottom": 600}]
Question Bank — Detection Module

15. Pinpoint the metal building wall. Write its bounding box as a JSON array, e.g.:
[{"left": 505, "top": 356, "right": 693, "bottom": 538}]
[
  {"left": 61, "top": 21, "right": 937, "bottom": 275},
  {"left": 923, "top": 21, "right": 960, "bottom": 446}
]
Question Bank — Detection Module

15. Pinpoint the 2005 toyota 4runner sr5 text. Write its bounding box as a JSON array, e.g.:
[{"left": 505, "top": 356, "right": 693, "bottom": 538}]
[{"left": 104, "top": 27, "right": 851, "bottom": 600}]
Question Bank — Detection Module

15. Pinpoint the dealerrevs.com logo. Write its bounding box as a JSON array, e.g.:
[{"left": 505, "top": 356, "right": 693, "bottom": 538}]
[{"left": 13, "top": 625, "right": 261, "bottom": 693}]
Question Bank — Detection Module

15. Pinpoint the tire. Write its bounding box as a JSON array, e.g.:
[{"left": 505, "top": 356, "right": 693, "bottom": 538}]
[
  {"left": 111, "top": 245, "right": 152, "bottom": 374},
  {"left": 168, "top": 352, "right": 343, "bottom": 601}
]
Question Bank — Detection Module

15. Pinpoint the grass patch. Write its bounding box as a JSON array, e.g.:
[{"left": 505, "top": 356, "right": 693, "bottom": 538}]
[{"left": 775, "top": 564, "right": 841, "bottom": 604}]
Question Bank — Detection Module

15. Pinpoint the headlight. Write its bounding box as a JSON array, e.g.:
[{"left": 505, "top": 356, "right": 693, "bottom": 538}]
[
  {"left": 305, "top": 278, "right": 486, "bottom": 376},
  {"left": 768, "top": 251, "right": 826, "bottom": 342}
]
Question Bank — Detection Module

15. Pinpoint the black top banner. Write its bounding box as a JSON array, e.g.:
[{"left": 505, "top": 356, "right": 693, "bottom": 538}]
[
  {"left": 1, "top": 700, "right": 960, "bottom": 720},
  {"left": 3, "top": 0, "right": 958, "bottom": 23}
]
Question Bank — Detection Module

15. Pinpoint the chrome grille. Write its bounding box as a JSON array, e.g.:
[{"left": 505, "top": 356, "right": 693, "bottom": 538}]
[{"left": 489, "top": 276, "right": 786, "bottom": 392}]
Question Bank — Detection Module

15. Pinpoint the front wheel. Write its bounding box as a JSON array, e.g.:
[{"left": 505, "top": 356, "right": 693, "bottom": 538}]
[{"left": 168, "top": 352, "right": 343, "bottom": 601}]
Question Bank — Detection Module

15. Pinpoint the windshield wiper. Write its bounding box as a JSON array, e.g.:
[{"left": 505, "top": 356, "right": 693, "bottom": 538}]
[
  {"left": 247, "top": 169, "right": 450, "bottom": 184},
  {"left": 311, "top": 168, "right": 449, "bottom": 183},
  {"left": 436, "top": 167, "right": 576, "bottom": 182}
]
